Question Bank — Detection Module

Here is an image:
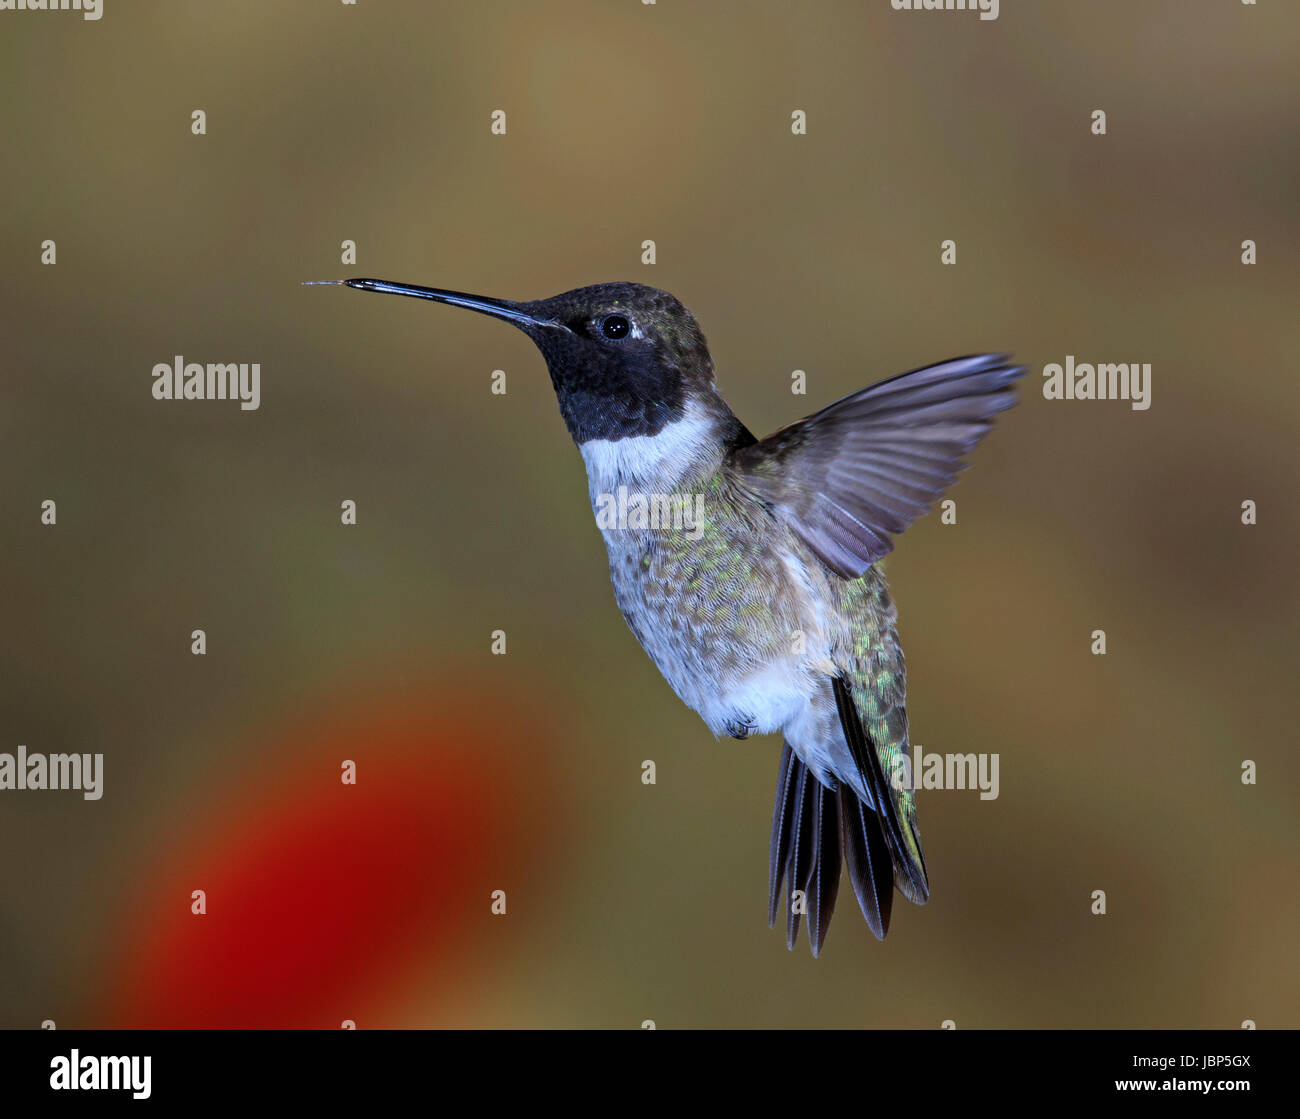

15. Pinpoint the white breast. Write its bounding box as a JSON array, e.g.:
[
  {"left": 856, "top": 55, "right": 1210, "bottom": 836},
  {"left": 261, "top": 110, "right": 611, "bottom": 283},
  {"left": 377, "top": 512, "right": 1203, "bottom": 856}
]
[{"left": 578, "top": 401, "right": 719, "bottom": 499}]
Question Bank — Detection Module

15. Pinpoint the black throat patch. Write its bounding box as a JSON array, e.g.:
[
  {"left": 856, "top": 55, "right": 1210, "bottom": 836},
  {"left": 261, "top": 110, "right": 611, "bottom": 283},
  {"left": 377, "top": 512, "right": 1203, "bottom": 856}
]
[{"left": 534, "top": 332, "right": 688, "bottom": 443}]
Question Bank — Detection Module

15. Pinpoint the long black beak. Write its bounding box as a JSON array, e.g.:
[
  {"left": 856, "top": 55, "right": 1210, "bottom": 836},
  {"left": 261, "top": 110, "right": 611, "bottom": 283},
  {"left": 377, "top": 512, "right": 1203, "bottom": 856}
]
[{"left": 303, "top": 278, "right": 559, "bottom": 330}]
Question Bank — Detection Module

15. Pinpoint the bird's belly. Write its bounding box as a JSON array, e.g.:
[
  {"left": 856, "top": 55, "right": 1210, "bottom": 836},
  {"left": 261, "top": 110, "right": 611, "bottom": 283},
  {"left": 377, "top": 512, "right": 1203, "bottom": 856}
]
[
  {"left": 702, "top": 659, "right": 811, "bottom": 737},
  {"left": 600, "top": 524, "right": 827, "bottom": 738}
]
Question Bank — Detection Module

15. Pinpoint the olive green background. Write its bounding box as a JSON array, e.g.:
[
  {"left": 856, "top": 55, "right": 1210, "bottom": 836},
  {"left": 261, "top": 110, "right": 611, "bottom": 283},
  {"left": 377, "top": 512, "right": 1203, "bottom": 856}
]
[{"left": 1, "top": 0, "right": 1297, "bottom": 1028}]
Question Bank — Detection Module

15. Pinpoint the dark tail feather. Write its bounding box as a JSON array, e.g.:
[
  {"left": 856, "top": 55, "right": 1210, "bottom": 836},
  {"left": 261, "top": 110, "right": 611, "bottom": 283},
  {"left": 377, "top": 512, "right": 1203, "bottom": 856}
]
[
  {"left": 807, "top": 782, "right": 842, "bottom": 956},
  {"left": 831, "top": 678, "right": 907, "bottom": 878},
  {"left": 838, "top": 785, "right": 894, "bottom": 939},
  {"left": 785, "top": 763, "right": 816, "bottom": 950},
  {"left": 831, "top": 675, "right": 930, "bottom": 904},
  {"left": 767, "top": 745, "right": 821, "bottom": 951},
  {"left": 768, "top": 741, "right": 878, "bottom": 956},
  {"left": 767, "top": 743, "right": 800, "bottom": 928}
]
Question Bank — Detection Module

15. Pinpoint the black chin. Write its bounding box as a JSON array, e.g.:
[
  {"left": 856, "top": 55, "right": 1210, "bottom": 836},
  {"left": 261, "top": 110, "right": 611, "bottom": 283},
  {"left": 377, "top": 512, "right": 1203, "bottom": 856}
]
[{"left": 533, "top": 338, "right": 687, "bottom": 444}]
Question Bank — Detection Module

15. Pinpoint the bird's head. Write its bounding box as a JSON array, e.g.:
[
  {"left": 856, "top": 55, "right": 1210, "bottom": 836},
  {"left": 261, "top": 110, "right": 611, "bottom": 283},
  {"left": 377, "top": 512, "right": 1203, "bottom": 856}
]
[{"left": 317, "top": 278, "right": 720, "bottom": 444}]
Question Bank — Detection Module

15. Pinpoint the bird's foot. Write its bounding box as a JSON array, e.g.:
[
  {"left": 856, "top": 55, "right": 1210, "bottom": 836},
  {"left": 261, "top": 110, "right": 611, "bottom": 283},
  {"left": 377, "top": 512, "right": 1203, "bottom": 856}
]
[{"left": 725, "top": 714, "right": 758, "bottom": 740}]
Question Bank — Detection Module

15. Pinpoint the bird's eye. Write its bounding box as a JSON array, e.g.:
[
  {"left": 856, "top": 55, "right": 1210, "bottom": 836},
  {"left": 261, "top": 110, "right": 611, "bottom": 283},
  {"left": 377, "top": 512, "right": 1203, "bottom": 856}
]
[{"left": 601, "top": 314, "right": 631, "bottom": 340}]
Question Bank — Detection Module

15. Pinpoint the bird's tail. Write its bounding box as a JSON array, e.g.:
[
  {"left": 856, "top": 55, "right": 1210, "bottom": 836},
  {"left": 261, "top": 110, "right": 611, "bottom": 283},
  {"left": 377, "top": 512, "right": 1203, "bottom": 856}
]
[
  {"left": 768, "top": 716, "right": 927, "bottom": 956},
  {"left": 768, "top": 742, "right": 841, "bottom": 956},
  {"left": 767, "top": 742, "right": 887, "bottom": 955}
]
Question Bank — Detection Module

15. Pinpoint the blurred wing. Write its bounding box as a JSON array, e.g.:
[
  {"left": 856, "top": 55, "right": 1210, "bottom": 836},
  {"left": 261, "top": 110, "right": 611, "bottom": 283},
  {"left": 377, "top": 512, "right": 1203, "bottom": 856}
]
[{"left": 731, "top": 354, "right": 1024, "bottom": 579}]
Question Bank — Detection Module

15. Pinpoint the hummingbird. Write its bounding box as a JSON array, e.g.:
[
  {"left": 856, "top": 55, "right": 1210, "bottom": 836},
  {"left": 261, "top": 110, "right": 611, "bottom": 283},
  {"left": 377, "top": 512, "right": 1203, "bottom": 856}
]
[{"left": 309, "top": 276, "right": 1023, "bottom": 956}]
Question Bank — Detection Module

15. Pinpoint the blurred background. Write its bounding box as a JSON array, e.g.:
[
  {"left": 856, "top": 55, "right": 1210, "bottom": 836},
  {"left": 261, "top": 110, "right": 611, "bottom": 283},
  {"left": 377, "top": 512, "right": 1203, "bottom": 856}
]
[{"left": 1, "top": 0, "right": 1297, "bottom": 1028}]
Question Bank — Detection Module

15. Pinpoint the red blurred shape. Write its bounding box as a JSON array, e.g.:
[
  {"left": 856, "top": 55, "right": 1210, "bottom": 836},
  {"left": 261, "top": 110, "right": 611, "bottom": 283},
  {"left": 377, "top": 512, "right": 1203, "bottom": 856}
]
[{"left": 105, "top": 692, "right": 543, "bottom": 1028}]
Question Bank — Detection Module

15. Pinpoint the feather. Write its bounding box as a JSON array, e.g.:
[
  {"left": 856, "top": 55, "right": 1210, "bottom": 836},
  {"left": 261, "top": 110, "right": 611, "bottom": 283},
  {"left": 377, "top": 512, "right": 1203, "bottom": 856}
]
[
  {"left": 838, "top": 785, "right": 894, "bottom": 939},
  {"left": 767, "top": 742, "right": 800, "bottom": 928},
  {"left": 784, "top": 763, "right": 815, "bottom": 950},
  {"left": 807, "top": 781, "right": 842, "bottom": 957},
  {"left": 731, "top": 354, "right": 1025, "bottom": 579}
]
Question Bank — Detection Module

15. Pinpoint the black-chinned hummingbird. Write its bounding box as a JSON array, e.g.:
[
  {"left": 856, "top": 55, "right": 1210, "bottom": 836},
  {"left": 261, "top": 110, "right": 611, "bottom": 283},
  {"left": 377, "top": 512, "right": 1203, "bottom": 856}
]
[{"left": 309, "top": 276, "right": 1023, "bottom": 955}]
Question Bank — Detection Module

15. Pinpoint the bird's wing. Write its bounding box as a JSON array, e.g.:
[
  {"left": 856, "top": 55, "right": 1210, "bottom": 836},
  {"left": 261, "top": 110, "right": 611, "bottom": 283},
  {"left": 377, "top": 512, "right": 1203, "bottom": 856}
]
[{"left": 729, "top": 354, "right": 1024, "bottom": 580}]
